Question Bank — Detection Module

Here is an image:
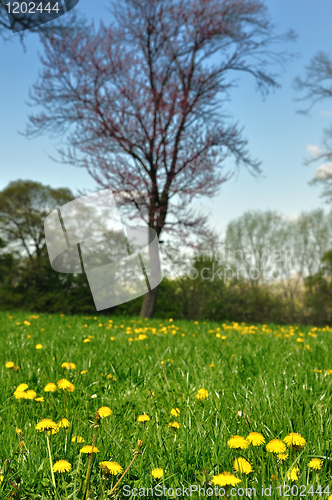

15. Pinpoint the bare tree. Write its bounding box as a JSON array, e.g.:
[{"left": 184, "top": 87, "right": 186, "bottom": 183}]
[
  {"left": 224, "top": 209, "right": 332, "bottom": 319},
  {"left": 26, "top": 0, "right": 295, "bottom": 317},
  {"left": 295, "top": 51, "right": 332, "bottom": 202}
]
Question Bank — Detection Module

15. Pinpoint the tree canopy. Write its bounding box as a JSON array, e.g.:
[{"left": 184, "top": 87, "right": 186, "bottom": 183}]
[{"left": 0, "top": 179, "right": 74, "bottom": 261}]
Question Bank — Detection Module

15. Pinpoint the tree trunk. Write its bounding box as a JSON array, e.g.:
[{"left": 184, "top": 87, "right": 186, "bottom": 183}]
[
  {"left": 139, "top": 221, "right": 163, "bottom": 318},
  {"left": 140, "top": 285, "right": 160, "bottom": 318}
]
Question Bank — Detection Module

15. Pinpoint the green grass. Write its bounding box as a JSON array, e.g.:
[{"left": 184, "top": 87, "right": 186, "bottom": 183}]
[{"left": 0, "top": 311, "right": 331, "bottom": 499}]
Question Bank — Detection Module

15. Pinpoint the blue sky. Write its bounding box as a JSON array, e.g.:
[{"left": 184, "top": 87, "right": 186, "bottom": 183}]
[{"left": 1, "top": 0, "right": 332, "bottom": 237}]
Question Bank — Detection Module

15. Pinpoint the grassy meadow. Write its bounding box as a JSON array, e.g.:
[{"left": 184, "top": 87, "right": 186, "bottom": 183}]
[{"left": 0, "top": 311, "right": 332, "bottom": 499}]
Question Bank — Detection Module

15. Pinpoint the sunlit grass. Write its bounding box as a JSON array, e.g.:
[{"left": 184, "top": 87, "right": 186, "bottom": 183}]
[{"left": 0, "top": 312, "right": 331, "bottom": 498}]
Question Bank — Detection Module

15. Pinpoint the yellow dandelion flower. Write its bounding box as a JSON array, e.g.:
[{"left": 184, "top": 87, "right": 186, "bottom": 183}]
[
  {"left": 313, "top": 369, "right": 322, "bottom": 373},
  {"left": 277, "top": 453, "right": 289, "bottom": 461},
  {"left": 83, "top": 338, "right": 90, "bottom": 343},
  {"left": 308, "top": 458, "right": 322, "bottom": 470},
  {"left": 196, "top": 388, "right": 209, "bottom": 401},
  {"left": 106, "top": 374, "right": 116, "bottom": 380},
  {"left": 35, "top": 344, "right": 43, "bottom": 349},
  {"left": 287, "top": 466, "right": 299, "bottom": 481},
  {"left": 5, "top": 361, "right": 15, "bottom": 369},
  {"left": 325, "top": 369, "right": 332, "bottom": 375},
  {"left": 233, "top": 457, "right": 253, "bottom": 474},
  {"left": 16, "top": 383, "right": 28, "bottom": 392},
  {"left": 151, "top": 468, "right": 164, "bottom": 479},
  {"left": 168, "top": 421, "right": 180, "bottom": 429},
  {"left": 227, "top": 435, "right": 249, "bottom": 450},
  {"left": 16, "top": 428, "right": 23, "bottom": 436},
  {"left": 53, "top": 460, "right": 72, "bottom": 473},
  {"left": 246, "top": 432, "right": 265, "bottom": 446},
  {"left": 58, "top": 418, "right": 70, "bottom": 429},
  {"left": 80, "top": 445, "right": 99, "bottom": 454},
  {"left": 211, "top": 472, "right": 241, "bottom": 487},
  {"left": 62, "top": 362, "right": 76, "bottom": 370},
  {"left": 170, "top": 408, "right": 181, "bottom": 417},
  {"left": 72, "top": 435, "right": 85, "bottom": 443},
  {"left": 266, "top": 439, "right": 287, "bottom": 454},
  {"left": 14, "top": 390, "right": 27, "bottom": 399},
  {"left": 97, "top": 406, "right": 112, "bottom": 418},
  {"left": 137, "top": 415, "right": 150, "bottom": 422},
  {"left": 35, "top": 397, "right": 44, "bottom": 402},
  {"left": 138, "top": 334, "right": 148, "bottom": 340},
  {"left": 81, "top": 370, "right": 88, "bottom": 375},
  {"left": 57, "top": 379, "right": 75, "bottom": 392},
  {"left": 99, "top": 461, "right": 123, "bottom": 475},
  {"left": 284, "top": 433, "right": 306, "bottom": 450},
  {"left": 44, "top": 383, "right": 57, "bottom": 392},
  {"left": 25, "top": 390, "right": 37, "bottom": 400},
  {"left": 35, "top": 419, "right": 59, "bottom": 434}
]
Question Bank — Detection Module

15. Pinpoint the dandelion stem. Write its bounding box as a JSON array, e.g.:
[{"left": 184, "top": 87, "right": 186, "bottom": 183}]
[
  {"left": 82, "top": 425, "right": 98, "bottom": 500},
  {"left": 46, "top": 435, "right": 56, "bottom": 490},
  {"left": 109, "top": 454, "right": 138, "bottom": 495},
  {"left": 100, "top": 477, "right": 107, "bottom": 500},
  {"left": 50, "top": 393, "right": 55, "bottom": 412},
  {"left": 62, "top": 474, "right": 68, "bottom": 500},
  {"left": 101, "top": 476, "right": 109, "bottom": 500},
  {"left": 73, "top": 452, "right": 82, "bottom": 500},
  {"left": 161, "top": 364, "right": 169, "bottom": 386}
]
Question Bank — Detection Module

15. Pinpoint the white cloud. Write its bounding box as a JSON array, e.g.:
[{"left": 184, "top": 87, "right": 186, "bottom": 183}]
[
  {"left": 307, "top": 144, "right": 323, "bottom": 158},
  {"left": 281, "top": 213, "right": 301, "bottom": 222},
  {"left": 314, "top": 163, "right": 332, "bottom": 180}
]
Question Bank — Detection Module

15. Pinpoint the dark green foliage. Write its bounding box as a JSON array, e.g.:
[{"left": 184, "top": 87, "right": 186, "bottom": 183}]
[
  {"left": 304, "top": 250, "right": 332, "bottom": 325},
  {"left": 0, "top": 251, "right": 331, "bottom": 325}
]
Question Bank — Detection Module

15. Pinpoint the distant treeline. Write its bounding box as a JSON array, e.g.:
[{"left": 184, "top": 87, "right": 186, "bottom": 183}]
[{"left": 0, "top": 181, "right": 331, "bottom": 324}]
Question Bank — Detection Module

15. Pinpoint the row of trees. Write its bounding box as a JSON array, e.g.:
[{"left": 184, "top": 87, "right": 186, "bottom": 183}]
[
  {"left": 163, "top": 209, "right": 332, "bottom": 324},
  {"left": 0, "top": 180, "right": 331, "bottom": 324}
]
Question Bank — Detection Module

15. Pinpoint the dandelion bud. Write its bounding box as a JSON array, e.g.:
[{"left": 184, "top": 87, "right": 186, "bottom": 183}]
[
  {"left": 136, "top": 439, "right": 143, "bottom": 451},
  {"left": 3, "top": 460, "right": 10, "bottom": 476}
]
